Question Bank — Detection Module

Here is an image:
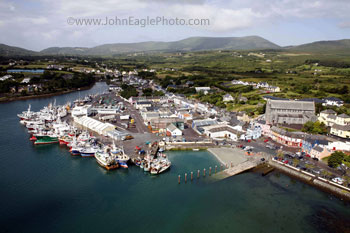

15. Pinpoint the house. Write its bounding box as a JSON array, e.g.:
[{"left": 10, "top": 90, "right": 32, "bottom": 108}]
[
  {"left": 223, "top": 94, "right": 234, "bottom": 102},
  {"left": 255, "top": 120, "right": 271, "bottom": 136},
  {"left": 265, "top": 99, "right": 316, "bottom": 125},
  {"left": 318, "top": 109, "right": 337, "bottom": 126},
  {"left": 330, "top": 124, "right": 350, "bottom": 139},
  {"left": 327, "top": 141, "right": 350, "bottom": 152},
  {"left": 237, "top": 111, "right": 250, "bottom": 123},
  {"left": 202, "top": 124, "right": 242, "bottom": 141},
  {"left": 266, "top": 86, "right": 280, "bottom": 93},
  {"left": 195, "top": 87, "right": 211, "bottom": 94},
  {"left": 321, "top": 112, "right": 350, "bottom": 138},
  {"left": 322, "top": 97, "right": 344, "bottom": 107},
  {"left": 21, "top": 78, "right": 31, "bottom": 84},
  {"left": 310, "top": 146, "right": 332, "bottom": 160},
  {"left": 240, "top": 123, "right": 262, "bottom": 140},
  {"left": 301, "top": 136, "right": 329, "bottom": 154},
  {"left": 0, "top": 75, "right": 12, "bottom": 81},
  {"left": 135, "top": 101, "right": 152, "bottom": 110},
  {"left": 257, "top": 82, "right": 269, "bottom": 88},
  {"left": 166, "top": 124, "right": 182, "bottom": 137}
]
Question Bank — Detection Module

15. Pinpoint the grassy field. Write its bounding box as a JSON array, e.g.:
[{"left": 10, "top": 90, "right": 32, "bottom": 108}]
[{"left": 2, "top": 49, "right": 349, "bottom": 115}]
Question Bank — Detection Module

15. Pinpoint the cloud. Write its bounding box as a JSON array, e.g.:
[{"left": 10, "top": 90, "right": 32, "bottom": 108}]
[{"left": 338, "top": 21, "right": 350, "bottom": 29}]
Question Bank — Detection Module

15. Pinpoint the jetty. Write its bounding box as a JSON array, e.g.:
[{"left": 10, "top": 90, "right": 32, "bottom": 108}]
[{"left": 208, "top": 147, "right": 266, "bottom": 180}]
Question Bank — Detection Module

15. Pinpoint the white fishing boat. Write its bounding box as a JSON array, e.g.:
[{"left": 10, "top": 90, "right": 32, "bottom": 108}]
[{"left": 95, "top": 149, "right": 119, "bottom": 170}]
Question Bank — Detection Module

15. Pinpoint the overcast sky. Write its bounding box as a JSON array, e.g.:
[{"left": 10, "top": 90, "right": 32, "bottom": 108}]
[{"left": 1, "top": 0, "right": 350, "bottom": 51}]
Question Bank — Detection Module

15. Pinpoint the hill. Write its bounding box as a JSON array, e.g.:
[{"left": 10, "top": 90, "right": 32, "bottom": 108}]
[
  {"left": 41, "top": 36, "right": 281, "bottom": 55},
  {"left": 0, "top": 44, "right": 37, "bottom": 56},
  {"left": 288, "top": 39, "right": 350, "bottom": 54}
]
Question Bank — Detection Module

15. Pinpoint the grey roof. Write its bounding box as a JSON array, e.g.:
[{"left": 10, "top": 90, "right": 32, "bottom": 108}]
[
  {"left": 269, "top": 99, "right": 315, "bottom": 111},
  {"left": 332, "top": 124, "right": 350, "bottom": 131},
  {"left": 313, "top": 146, "right": 324, "bottom": 153},
  {"left": 208, "top": 126, "right": 242, "bottom": 136},
  {"left": 193, "top": 119, "right": 218, "bottom": 127},
  {"left": 263, "top": 95, "right": 288, "bottom": 100},
  {"left": 299, "top": 98, "right": 324, "bottom": 104},
  {"left": 328, "top": 115, "right": 337, "bottom": 120},
  {"left": 167, "top": 123, "right": 180, "bottom": 131},
  {"left": 338, "top": 113, "right": 350, "bottom": 119},
  {"left": 324, "top": 97, "right": 343, "bottom": 102},
  {"left": 321, "top": 109, "right": 336, "bottom": 114},
  {"left": 270, "top": 126, "right": 305, "bottom": 139}
]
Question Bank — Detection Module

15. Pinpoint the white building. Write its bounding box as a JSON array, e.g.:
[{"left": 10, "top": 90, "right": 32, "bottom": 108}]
[
  {"left": 166, "top": 124, "right": 182, "bottom": 136},
  {"left": 195, "top": 87, "right": 211, "bottom": 94},
  {"left": 322, "top": 97, "right": 344, "bottom": 107},
  {"left": 71, "top": 105, "right": 92, "bottom": 117},
  {"left": 74, "top": 116, "right": 115, "bottom": 136},
  {"left": 223, "top": 94, "right": 234, "bottom": 102},
  {"left": 135, "top": 101, "right": 152, "bottom": 110},
  {"left": 21, "top": 78, "right": 31, "bottom": 83},
  {"left": 0, "top": 75, "right": 12, "bottom": 81},
  {"left": 202, "top": 124, "right": 242, "bottom": 141}
]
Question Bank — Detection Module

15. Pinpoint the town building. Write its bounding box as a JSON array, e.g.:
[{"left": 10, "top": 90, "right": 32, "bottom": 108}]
[
  {"left": 202, "top": 124, "right": 242, "bottom": 141},
  {"left": 322, "top": 97, "right": 344, "bottom": 107},
  {"left": 309, "top": 146, "right": 332, "bottom": 160},
  {"left": 195, "top": 87, "right": 211, "bottom": 94},
  {"left": 319, "top": 111, "right": 350, "bottom": 139},
  {"left": 166, "top": 124, "right": 182, "bottom": 137},
  {"left": 265, "top": 99, "right": 316, "bottom": 125},
  {"left": 74, "top": 116, "right": 115, "bottom": 136},
  {"left": 192, "top": 119, "right": 218, "bottom": 134},
  {"left": 223, "top": 94, "right": 234, "bottom": 102}
]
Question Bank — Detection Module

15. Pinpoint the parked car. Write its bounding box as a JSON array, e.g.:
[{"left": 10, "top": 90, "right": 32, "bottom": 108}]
[{"left": 332, "top": 177, "right": 344, "bottom": 185}]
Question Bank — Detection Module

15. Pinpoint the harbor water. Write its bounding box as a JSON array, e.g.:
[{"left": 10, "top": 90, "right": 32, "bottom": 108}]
[{"left": 1, "top": 82, "right": 350, "bottom": 233}]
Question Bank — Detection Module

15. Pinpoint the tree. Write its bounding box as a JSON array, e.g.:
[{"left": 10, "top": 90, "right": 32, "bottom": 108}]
[
  {"left": 328, "top": 151, "right": 345, "bottom": 168},
  {"left": 302, "top": 121, "right": 327, "bottom": 134}
]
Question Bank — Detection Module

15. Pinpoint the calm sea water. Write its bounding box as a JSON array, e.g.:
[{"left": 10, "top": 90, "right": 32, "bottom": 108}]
[{"left": 1, "top": 82, "right": 350, "bottom": 233}]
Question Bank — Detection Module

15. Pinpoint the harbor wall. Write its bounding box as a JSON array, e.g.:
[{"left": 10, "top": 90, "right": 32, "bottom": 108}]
[
  {"left": 269, "top": 159, "right": 350, "bottom": 201},
  {"left": 165, "top": 141, "right": 214, "bottom": 150}
]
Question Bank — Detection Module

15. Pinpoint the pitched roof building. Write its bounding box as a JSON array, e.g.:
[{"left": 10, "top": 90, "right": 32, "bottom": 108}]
[{"left": 265, "top": 99, "right": 316, "bottom": 125}]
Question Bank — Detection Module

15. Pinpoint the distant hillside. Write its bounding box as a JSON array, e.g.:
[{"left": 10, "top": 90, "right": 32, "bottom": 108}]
[
  {"left": 2, "top": 37, "right": 350, "bottom": 57},
  {"left": 40, "top": 47, "right": 89, "bottom": 55},
  {"left": 40, "top": 36, "right": 281, "bottom": 55},
  {"left": 288, "top": 39, "right": 350, "bottom": 53},
  {"left": 0, "top": 44, "right": 37, "bottom": 56}
]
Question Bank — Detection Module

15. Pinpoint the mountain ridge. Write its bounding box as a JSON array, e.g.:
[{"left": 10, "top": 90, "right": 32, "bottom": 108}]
[{"left": 1, "top": 36, "right": 350, "bottom": 56}]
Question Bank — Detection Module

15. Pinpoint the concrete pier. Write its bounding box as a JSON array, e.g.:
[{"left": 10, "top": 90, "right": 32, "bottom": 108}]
[{"left": 208, "top": 147, "right": 265, "bottom": 180}]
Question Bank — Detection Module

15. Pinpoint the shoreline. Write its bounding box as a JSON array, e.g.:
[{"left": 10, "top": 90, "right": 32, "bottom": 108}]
[
  {"left": 268, "top": 159, "right": 350, "bottom": 202},
  {"left": 0, "top": 83, "right": 96, "bottom": 103},
  {"left": 207, "top": 147, "right": 350, "bottom": 202}
]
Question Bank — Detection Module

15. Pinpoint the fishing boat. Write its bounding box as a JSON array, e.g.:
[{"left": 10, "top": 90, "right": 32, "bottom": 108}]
[
  {"left": 80, "top": 147, "right": 98, "bottom": 157},
  {"left": 119, "top": 161, "right": 128, "bottom": 168},
  {"left": 131, "top": 157, "right": 141, "bottom": 166},
  {"left": 34, "top": 136, "right": 59, "bottom": 145},
  {"left": 95, "top": 150, "right": 119, "bottom": 170},
  {"left": 143, "top": 161, "right": 150, "bottom": 172}
]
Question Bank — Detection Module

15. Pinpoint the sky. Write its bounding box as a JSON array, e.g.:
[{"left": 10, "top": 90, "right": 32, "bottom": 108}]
[{"left": 0, "top": 0, "right": 350, "bottom": 51}]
